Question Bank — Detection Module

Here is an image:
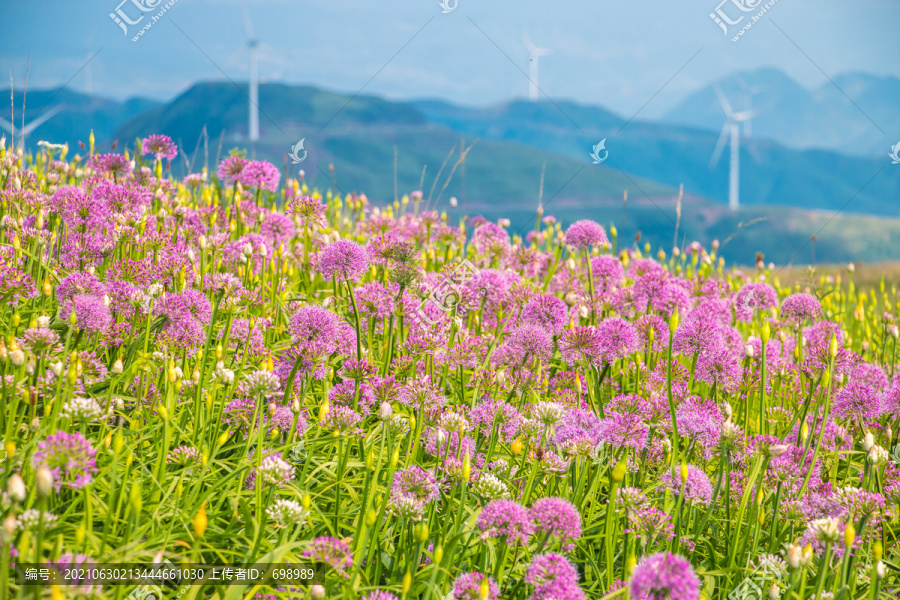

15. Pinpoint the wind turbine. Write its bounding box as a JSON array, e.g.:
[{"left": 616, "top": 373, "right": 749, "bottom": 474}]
[
  {"left": 523, "top": 34, "right": 550, "bottom": 101},
  {"left": 0, "top": 105, "right": 63, "bottom": 151},
  {"left": 709, "top": 84, "right": 756, "bottom": 211},
  {"left": 734, "top": 74, "right": 762, "bottom": 138},
  {"left": 222, "top": 1, "right": 263, "bottom": 146},
  {"left": 241, "top": 1, "right": 260, "bottom": 145},
  {"left": 225, "top": 1, "right": 294, "bottom": 150}
]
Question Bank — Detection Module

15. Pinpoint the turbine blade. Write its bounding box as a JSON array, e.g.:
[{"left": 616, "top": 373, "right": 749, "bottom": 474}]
[
  {"left": 731, "top": 109, "right": 759, "bottom": 122},
  {"left": 0, "top": 117, "right": 13, "bottom": 134},
  {"left": 223, "top": 45, "right": 249, "bottom": 71},
  {"left": 240, "top": 0, "right": 255, "bottom": 41},
  {"left": 21, "top": 105, "right": 62, "bottom": 135},
  {"left": 713, "top": 83, "right": 733, "bottom": 117},
  {"left": 522, "top": 32, "right": 536, "bottom": 52},
  {"left": 709, "top": 124, "right": 729, "bottom": 168}
]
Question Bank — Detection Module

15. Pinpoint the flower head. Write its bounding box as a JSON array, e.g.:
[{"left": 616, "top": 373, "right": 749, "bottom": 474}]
[
  {"left": 303, "top": 537, "right": 353, "bottom": 576},
  {"left": 529, "top": 497, "right": 582, "bottom": 551},
  {"left": 781, "top": 293, "right": 822, "bottom": 324},
  {"left": 629, "top": 552, "right": 700, "bottom": 600},
  {"left": 477, "top": 499, "right": 533, "bottom": 545},
  {"left": 238, "top": 160, "right": 281, "bottom": 191},
  {"left": 452, "top": 573, "right": 499, "bottom": 600},
  {"left": 565, "top": 220, "right": 608, "bottom": 250},
  {"left": 33, "top": 432, "right": 98, "bottom": 490},
  {"left": 142, "top": 134, "right": 178, "bottom": 160},
  {"left": 317, "top": 239, "right": 370, "bottom": 282}
]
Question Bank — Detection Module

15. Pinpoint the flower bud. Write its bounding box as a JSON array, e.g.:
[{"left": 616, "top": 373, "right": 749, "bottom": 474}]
[
  {"left": 462, "top": 451, "right": 471, "bottom": 483},
  {"left": 112, "top": 358, "right": 124, "bottom": 374},
  {"left": 511, "top": 437, "right": 524, "bottom": 456},
  {"left": 863, "top": 431, "right": 875, "bottom": 452},
  {"left": 130, "top": 483, "right": 143, "bottom": 515},
  {"left": 365, "top": 509, "right": 377, "bottom": 527},
  {"left": 402, "top": 571, "right": 412, "bottom": 595},
  {"left": 310, "top": 585, "right": 325, "bottom": 600},
  {"left": 415, "top": 523, "right": 429, "bottom": 543},
  {"left": 844, "top": 523, "right": 855, "bottom": 547},
  {"left": 10, "top": 348, "right": 24, "bottom": 366},
  {"left": 36, "top": 467, "right": 54, "bottom": 498},
  {"left": 378, "top": 402, "right": 392, "bottom": 421},
  {"left": 478, "top": 577, "right": 490, "bottom": 600},
  {"left": 2, "top": 515, "right": 16, "bottom": 541},
  {"left": 193, "top": 504, "right": 207, "bottom": 538},
  {"left": 669, "top": 311, "right": 679, "bottom": 333},
  {"left": 433, "top": 545, "right": 444, "bottom": 565},
  {"left": 612, "top": 457, "right": 627, "bottom": 484},
  {"left": 624, "top": 552, "right": 637, "bottom": 576},
  {"left": 7, "top": 473, "right": 26, "bottom": 502},
  {"left": 876, "top": 560, "right": 886, "bottom": 579}
]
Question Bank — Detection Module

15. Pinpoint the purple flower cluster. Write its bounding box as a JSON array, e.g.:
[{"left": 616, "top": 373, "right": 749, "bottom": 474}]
[
  {"left": 141, "top": 134, "right": 178, "bottom": 160},
  {"left": 33, "top": 432, "right": 98, "bottom": 490},
  {"left": 477, "top": 499, "right": 533, "bottom": 545},
  {"left": 629, "top": 552, "right": 700, "bottom": 600},
  {"left": 565, "top": 219, "right": 608, "bottom": 250}
]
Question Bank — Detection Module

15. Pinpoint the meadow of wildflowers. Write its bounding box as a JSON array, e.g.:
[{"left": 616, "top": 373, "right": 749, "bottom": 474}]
[{"left": 0, "top": 133, "right": 898, "bottom": 599}]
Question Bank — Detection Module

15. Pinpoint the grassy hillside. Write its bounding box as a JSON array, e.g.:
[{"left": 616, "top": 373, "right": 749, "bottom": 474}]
[{"left": 413, "top": 98, "right": 900, "bottom": 216}]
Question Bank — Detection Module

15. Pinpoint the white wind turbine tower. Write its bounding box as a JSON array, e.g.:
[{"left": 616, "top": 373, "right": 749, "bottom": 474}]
[
  {"left": 0, "top": 105, "right": 63, "bottom": 151},
  {"left": 523, "top": 34, "right": 550, "bottom": 101},
  {"left": 242, "top": 0, "right": 260, "bottom": 145},
  {"left": 709, "top": 84, "right": 756, "bottom": 211}
]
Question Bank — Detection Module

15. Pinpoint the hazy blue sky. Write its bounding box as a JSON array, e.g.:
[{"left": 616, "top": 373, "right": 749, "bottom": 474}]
[{"left": 1, "top": 0, "right": 897, "bottom": 117}]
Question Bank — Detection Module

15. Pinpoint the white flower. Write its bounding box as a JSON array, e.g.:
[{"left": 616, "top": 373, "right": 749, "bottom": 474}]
[
  {"left": 472, "top": 473, "right": 510, "bottom": 500},
  {"left": 17, "top": 509, "right": 57, "bottom": 530},
  {"left": 809, "top": 517, "right": 842, "bottom": 543},
  {"left": 61, "top": 397, "right": 104, "bottom": 422},
  {"left": 265, "top": 499, "right": 308, "bottom": 528},
  {"left": 867, "top": 444, "right": 888, "bottom": 465},
  {"left": 532, "top": 402, "right": 565, "bottom": 427},
  {"left": 10, "top": 349, "right": 24, "bottom": 366}
]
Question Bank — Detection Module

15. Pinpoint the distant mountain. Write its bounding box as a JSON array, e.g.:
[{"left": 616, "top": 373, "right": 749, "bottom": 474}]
[
  {"left": 661, "top": 67, "right": 899, "bottom": 158},
  {"left": 413, "top": 96, "right": 900, "bottom": 216},
  {"left": 0, "top": 87, "right": 159, "bottom": 151}
]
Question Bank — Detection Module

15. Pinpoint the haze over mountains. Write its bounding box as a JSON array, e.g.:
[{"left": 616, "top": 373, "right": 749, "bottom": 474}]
[{"left": 3, "top": 67, "right": 899, "bottom": 264}]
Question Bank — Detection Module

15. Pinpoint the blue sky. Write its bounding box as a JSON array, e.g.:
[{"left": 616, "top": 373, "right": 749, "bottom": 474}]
[{"left": 1, "top": 0, "right": 897, "bottom": 117}]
